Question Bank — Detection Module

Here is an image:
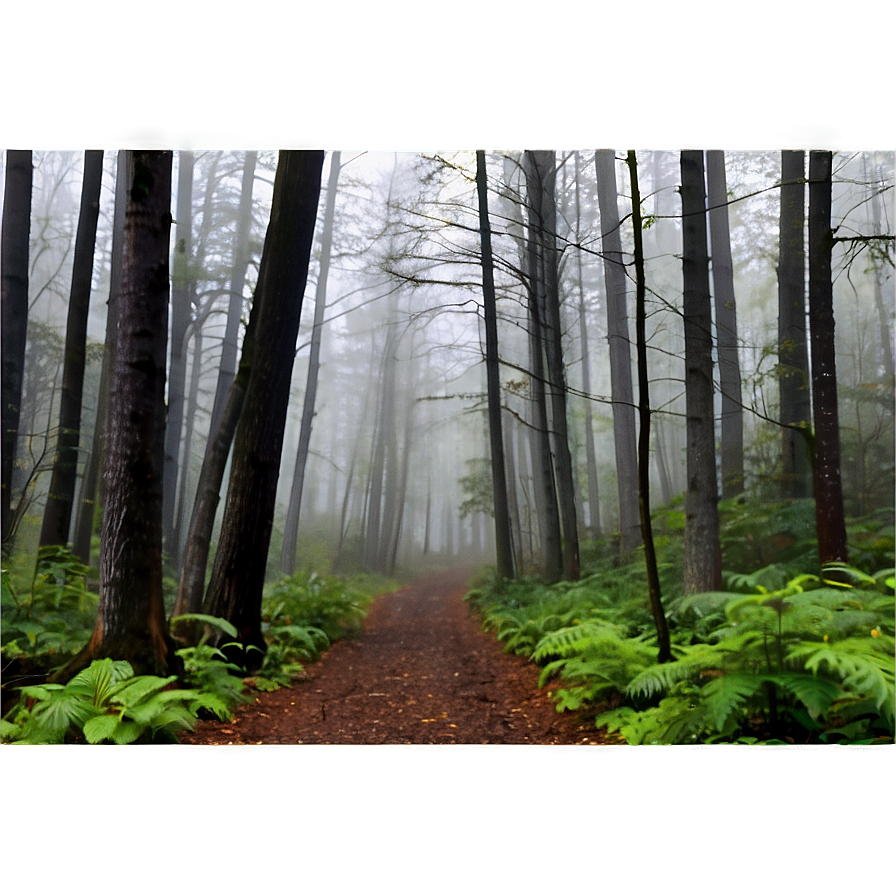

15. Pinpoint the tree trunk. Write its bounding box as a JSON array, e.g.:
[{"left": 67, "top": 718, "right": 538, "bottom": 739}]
[
  {"left": 594, "top": 150, "right": 640, "bottom": 553},
  {"left": 777, "top": 150, "right": 813, "bottom": 499},
  {"left": 807, "top": 150, "right": 848, "bottom": 565},
  {"left": 209, "top": 151, "right": 257, "bottom": 437},
  {"left": 526, "top": 150, "right": 579, "bottom": 581},
  {"left": 524, "top": 175, "right": 562, "bottom": 584},
  {"left": 706, "top": 150, "right": 744, "bottom": 498},
  {"left": 72, "top": 151, "right": 128, "bottom": 565},
  {"left": 60, "top": 151, "right": 175, "bottom": 679},
  {"left": 203, "top": 150, "right": 324, "bottom": 661},
  {"left": 162, "top": 151, "right": 194, "bottom": 565},
  {"left": 1, "top": 150, "right": 33, "bottom": 548},
  {"left": 281, "top": 151, "right": 341, "bottom": 574},
  {"left": 680, "top": 150, "right": 721, "bottom": 594},
  {"left": 573, "top": 153, "right": 602, "bottom": 537},
  {"left": 476, "top": 150, "right": 515, "bottom": 582},
  {"left": 627, "top": 151, "right": 672, "bottom": 663},
  {"left": 38, "top": 150, "right": 104, "bottom": 550},
  {"left": 864, "top": 154, "right": 894, "bottom": 382}
]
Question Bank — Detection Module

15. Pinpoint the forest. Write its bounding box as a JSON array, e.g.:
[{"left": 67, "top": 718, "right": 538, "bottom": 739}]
[{"left": 2, "top": 146, "right": 893, "bottom": 752}]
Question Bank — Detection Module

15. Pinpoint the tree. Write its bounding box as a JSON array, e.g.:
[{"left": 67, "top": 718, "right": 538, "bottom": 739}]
[
  {"left": 525, "top": 150, "right": 579, "bottom": 580},
  {"left": 777, "top": 150, "right": 812, "bottom": 499},
  {"left": 476, "top": 150, "right": 515, "bottom": 582},
  {"left": 72, "top": 151, "right": 128, "bottom": 564},
  {"left": 281, "top": 150, "right": 342, "bottom": 574},
  {"left": 680, "top": 150, "right": 721, "bottom": 594},
  {"left": 38, "top": 150, "right": 104, "bottom": 550},
  {"left": 807, "top": 150, "right": 848, "bottom": 564},
  {"left": 203, "top": 150, "right": 324, "bottom": 660},
  {"left": 706, "top": 150, "right": 744, "bottom": 497},
  {"left": 627, "top": 150, "right": 672, "bottom": 663},
  {"left": 162, "top": 150, "right": 194, "bottom": 564},
  {"left": 61, "top": 150, "right": 175, "bottom": 678},
  {"left": 594, "top": 150, "right": 640, "bottom": 553},
  {"left": 572, "top": 153, "right": 601, "bottom": 537},
  {"left": 1, "top": 150, "right": 33, "bottom": 548}
]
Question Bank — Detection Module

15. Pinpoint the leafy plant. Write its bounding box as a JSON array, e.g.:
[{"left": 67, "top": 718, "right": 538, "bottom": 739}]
[
  {"left": 1, "top": 545, "right": 98, "bottom": 661},
  {"left": 610, "top": 566, "right": 894, "bottom": 744},
  {"left": 2, "top": 658, "right": 223, "bottom": 744}
]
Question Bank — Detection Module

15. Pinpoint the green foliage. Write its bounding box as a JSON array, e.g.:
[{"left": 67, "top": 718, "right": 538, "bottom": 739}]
[
  {"left": 615, "top": 565, "right": 894, "bottom": 744},
  {"left": 248, "top": 571, "right": 385, "bottom": 691},
  {"left": 1, "top": 546, "right": 98, "bottom": 662},
  {"left": 263, "top": 571, "right": 374, "bottom": 642},
  {"left": 2, "top": 659, "right": 208, "bottom": 744}
]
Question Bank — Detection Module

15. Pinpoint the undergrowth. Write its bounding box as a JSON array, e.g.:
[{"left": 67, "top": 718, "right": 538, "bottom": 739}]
[{"left": 468, "top": 504, "right": 895, "bottom": 745}]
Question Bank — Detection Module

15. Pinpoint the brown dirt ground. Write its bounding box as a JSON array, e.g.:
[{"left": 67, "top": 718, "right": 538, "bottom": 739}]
[{"left": 179, "top": 567, "right": 611, "bottom": 745}]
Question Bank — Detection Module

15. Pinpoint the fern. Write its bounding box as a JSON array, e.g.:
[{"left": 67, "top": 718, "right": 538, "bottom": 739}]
[{"left": 786, "top": 636, "right": 895, "bottom": 711}]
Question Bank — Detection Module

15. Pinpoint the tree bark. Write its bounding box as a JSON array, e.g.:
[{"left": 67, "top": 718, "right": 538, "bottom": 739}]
[
  {"left": 627, "top": 150, "right": 672, "bottom": 663},
  {"left": 1, "top": 150, "right": 33, "bottom": 548},
  {"left": 209, "top": 151, "right": 257, "bottom": 437},
  {"left": 281, "top": 151, "right": 341, "bottom": 575},
  {"left": 162, "top": 151, "right": 194, "bottom": 565},
  {"left": 807, "top": 150, "right": 848, "bottom": 565},
  {"left": 573, "top": 153, "right": 602, "bottom": 537},
  {"left": 594, "top": 150, "right": 640, "bottom": 553},
  {"left": 72, "top": 151, "right": 128, "bottom": 565},
  {"left": 706, "top": 150, "right": 744, "bottom": 498},
  {"left": 524, "top": 161, "right": 562, "bottom": 584},
  {"left": 38, "top": 150, "right": 104, "bottom": 550},
  {"left": 476, "top": 150, "right": 515, "bottom": 582},
  {"left": 680, "top": 150, "right": 721, "bottom": 594},
  {"left": 59, "top": 151, "right": 175, "bottom": 679},
  {"left": 203, "top": 150, "right": 324, "bottom": 661},
  {"left": 777, "top": 150, "right": 813, "bottom": 499},
  {"left": 526, "top": 150, "right": 579, "bottom": 580}
]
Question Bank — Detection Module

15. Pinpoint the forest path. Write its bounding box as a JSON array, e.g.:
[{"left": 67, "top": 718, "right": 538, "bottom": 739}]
[{"left": 180, "top": 567, "right": 608, "bottom": 745}]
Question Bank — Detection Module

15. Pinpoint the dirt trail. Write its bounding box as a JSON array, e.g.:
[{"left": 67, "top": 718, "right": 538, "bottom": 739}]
[{"left": 180, "top": 568, "right": 607, "bottom": 745}]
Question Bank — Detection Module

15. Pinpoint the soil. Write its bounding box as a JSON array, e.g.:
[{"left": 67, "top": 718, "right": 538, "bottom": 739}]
[{"left": 179, "top": 567, "right": 611, "bottom": 746}]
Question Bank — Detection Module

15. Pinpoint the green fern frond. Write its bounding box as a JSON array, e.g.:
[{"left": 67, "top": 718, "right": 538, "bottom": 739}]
[
  {"left": 626, "top": 645, "right": 725, "bottom": 698},
  {"left": 769, "top": 672, "right": 842, "bottom": 720},
  {"left": 701, "top": 674, "right": 766, "bottom": 730},
  {"left": 787, "top": 637, "right": 895, "bottom": 710}
]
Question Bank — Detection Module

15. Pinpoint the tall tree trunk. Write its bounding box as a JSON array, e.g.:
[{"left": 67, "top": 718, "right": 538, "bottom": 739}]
[
  {"left": 574, "top": 153, "right": 602, "bottom": 537},
  {"left": 39, "top": 150, "right": 104, "bottom": 550},
  {"left": 706, "top": 150, "right": 744, "bottom": 498},
  {"left": 173, "top": 361, "right": 248, "bottom": 631},
  {"left": 209, "top": 151, "right": 257, "bottom": 437},
  {"left": 525, "top": 190, "right": 562, "bottom": 585},
  {"left": 777, "top": 150, "right": 813, "bottom": 499},
  {"left": 162, "top": 151, "right": 194, "bottom": 565},
  {"left": 281, "top": 151, "right": 341, "bottom": 574},
  {"left": 72, "top": 152, "right": 128, "bottom": 565},
  {"left": 60, "top": 151, "right": 175, "bottom": 679},
  {"left": 680, "top": 150, "right": 721, "bottom": 594},
  {"left": 476, "top": 150, "right": 515, "bottom": 582},
  {"left": 807, "top": 150, "right": 848, "bottom": 565},
  {"left": 654, "top": 413, "right": 674, "bottom": 506},
  {"left": 203, "top": 150, "right": 324, "bottom": 661},
  {"left": 526, "top": 150, "right": 579, "bottom": 580},
  {"left": 594, "top": 150, "right": 640, "bottom": 553},
  {"left": 628, "top": 151, "right": 672, "bottom": 662},
  {"left": 1, "top": 150, "right": 33, "bottom": 548},
  {"left": 864, "top": 154, "right": 894, "bottom": 383}
]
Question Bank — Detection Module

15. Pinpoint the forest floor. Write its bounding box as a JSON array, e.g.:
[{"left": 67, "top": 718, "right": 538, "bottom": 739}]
[{"left": 179, "top": 567, "right": 611, "bottom": 745}]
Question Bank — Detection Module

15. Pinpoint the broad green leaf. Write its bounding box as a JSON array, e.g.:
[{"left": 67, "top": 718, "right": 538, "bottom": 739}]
[{"left": 83, "top": 714, "right": 120, "bottom": 744}]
